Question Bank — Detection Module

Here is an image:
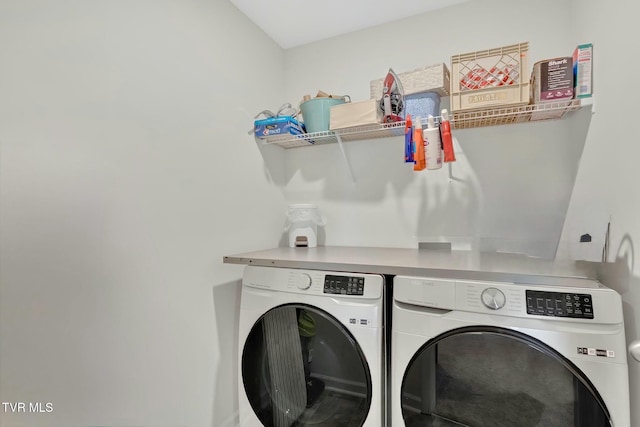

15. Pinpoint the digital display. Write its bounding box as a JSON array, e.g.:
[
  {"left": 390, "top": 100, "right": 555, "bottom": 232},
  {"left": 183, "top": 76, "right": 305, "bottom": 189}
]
[
  {"left": 324, "top": 275, "right": 365, "bottom": 295},
  {"left": 526, "top": 290, "right": 594, "bottom": 319}
]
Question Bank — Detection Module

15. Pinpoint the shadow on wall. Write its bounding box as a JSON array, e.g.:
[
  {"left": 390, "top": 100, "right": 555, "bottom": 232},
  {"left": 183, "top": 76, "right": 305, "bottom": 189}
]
[
  {"left": 278, "top": 136, "right": 416, "bottom": 201},
  {"left": 452, "top": 108, "right": 592, "bottom": 257},
  {"left": 256, "top": 140, "right": 287, "bottom": 187},
  {"left": 414, "top": 162, "right": 481, "bottom": 246},
  {"left": 596, "top": 234, "right": 636, "bottom": 337},
  {"left": 211, "top": 279, "right": 242, "bottom": 427},
  {"left": 257, "top": 106, "right": 592, "bottom": 258}
]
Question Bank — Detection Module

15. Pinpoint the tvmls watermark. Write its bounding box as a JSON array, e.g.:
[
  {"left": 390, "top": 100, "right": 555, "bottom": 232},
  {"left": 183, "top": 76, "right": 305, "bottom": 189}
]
[{"left": 2, "top": 402, "right": 53, "bottom": 413}]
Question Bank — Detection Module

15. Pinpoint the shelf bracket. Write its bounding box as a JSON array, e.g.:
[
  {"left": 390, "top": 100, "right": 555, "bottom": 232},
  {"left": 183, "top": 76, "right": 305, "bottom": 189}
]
[{"left": 335, "top": 133, "right": 356, "bottom": 183}]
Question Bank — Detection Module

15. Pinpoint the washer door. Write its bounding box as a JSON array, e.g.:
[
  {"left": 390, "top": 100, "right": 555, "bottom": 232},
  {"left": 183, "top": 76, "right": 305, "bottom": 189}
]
[
  {"left": 242, "top": 304, "right": 372, "bottom": 427},
  {"left": 401, "top": 326, "right": 611, "bottom": 427}
]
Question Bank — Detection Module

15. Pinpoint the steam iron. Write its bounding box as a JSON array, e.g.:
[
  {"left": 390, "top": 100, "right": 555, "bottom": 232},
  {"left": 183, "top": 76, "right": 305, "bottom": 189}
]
[{"left": 380, "top": 68, "right": 404, "bottom": 123}]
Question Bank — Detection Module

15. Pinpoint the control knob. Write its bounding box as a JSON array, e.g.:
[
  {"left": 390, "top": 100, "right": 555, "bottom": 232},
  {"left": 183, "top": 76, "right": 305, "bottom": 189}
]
[
  {"left": 481, "top": 287, "right": 506, "bottom": 310},
  {"left": 296, "top": 273, "right": 313, "bottom": 290}
]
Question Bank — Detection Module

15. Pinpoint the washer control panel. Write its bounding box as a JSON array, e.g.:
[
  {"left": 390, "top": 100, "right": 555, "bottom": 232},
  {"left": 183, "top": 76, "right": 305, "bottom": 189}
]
[
  {"left": 324, "top": 274, "right": 365, "bottom": 295},
  {"left": 526, "top": 290, "right": 594, "bottom": 319}
]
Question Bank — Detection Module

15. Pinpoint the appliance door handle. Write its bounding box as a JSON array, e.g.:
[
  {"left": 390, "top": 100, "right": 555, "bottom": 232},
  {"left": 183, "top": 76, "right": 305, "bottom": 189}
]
[{"left": 630, "top": 340, "right": 640, "bottom": 363}]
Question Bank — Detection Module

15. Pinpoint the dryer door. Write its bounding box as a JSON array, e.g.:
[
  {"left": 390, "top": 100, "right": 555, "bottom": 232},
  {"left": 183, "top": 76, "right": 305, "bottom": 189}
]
[
  {"left": 400, "top": 326, "right": 612, "bottom": 427},
  {"left": 241, "top": 304, "right": 372, "bottom": 427}
]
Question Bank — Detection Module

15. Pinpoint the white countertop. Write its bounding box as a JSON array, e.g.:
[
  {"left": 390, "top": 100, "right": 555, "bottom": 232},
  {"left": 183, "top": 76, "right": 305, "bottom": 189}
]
[{"left": 223, "top": 246, "right": 600, "bottom": 287}]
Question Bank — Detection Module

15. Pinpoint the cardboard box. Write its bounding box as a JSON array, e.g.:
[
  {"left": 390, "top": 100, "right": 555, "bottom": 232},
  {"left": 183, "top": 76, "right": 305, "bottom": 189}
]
[
  {"left": 531, "top": 57, "right": 574, "bottom": 103},
  {"left": 329, "top": 99, "right": 382, "bottom": 130},
  {"left": 254, "top": 116, "right": 305, "bottom": 139},
  {"left": 369, "top": 63, "right": 450, "bottom": 100},
  {"left": 573, "top": 43, "right": 593, "bottom": 98}
]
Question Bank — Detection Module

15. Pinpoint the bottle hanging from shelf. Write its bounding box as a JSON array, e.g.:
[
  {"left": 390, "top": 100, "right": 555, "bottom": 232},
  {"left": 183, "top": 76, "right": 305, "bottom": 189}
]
[
  {"left": 440, "top": 109, "right": 456, "bottom": 163},
  {"left": 424, "top": 115, "right": 443, "bottom": 170}
]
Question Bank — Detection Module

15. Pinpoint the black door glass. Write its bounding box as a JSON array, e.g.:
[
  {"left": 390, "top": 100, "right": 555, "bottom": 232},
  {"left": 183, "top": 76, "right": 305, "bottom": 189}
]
[
  {"left": 242, "top": 304, "right": 372, "bottom": 427},
  {"left": 401, "top": 327, "right": 610, "bottom": 427}
]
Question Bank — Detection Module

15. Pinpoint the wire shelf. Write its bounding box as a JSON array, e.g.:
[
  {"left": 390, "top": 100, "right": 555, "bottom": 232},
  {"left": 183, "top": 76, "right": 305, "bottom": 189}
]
[
  {"left": 259, "top": 130, "right": 337, "bottom": 149},
  {"left": 452, "top": 99, "right": 586, "bottom": 129},
  {"left": 258, "top": 122, "right": 406, "bottom": 149},
  {"left": 256, "top": 98, "right": 592, "bottom": 149}
]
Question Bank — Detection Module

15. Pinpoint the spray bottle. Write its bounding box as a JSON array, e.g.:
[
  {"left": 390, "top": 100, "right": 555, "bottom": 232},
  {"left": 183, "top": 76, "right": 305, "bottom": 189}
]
[
  {"left": 424, "top": 115, "right": 442, "bottom": 170},
  {"left": 413, "top": 116, "right": 425, "bottom": 171},
  {"left": 440, "top": 109, "right": 456, "bottom": 163}
]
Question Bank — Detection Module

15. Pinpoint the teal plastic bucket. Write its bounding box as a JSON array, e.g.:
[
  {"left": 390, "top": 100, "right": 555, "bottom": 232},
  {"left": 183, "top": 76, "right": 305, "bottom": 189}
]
[{"left": 300, "top": 97, "right": 348, "bottom": 134}]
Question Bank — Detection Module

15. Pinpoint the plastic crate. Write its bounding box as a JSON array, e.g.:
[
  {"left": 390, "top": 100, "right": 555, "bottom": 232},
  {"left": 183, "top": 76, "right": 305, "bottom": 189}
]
[{"left": 450, "top": 42, "right": 529, "bottom": 112}]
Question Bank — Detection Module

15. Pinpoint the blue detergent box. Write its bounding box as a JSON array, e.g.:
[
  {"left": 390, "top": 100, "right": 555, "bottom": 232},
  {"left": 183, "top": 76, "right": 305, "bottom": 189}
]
[
  {"left": 405, "top": 92, "right": 441, "bottom": 121},
  {"left": 254, "top": 116, "right": 306, "bottom": 139}
]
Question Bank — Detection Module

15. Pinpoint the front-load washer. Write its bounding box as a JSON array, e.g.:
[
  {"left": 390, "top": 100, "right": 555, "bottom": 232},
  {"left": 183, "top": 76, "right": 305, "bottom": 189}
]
[
  {"left": 391, "top": 275, "right": 629, "bottom": 427},
  {"left": 238, "top": 265, "right": 385, "bottom": 427}
]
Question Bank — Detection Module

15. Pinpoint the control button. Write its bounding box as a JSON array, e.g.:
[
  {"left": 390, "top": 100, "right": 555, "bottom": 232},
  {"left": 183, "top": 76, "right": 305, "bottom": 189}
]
[
  {"left": 481, "top": 287, "right": 506, "bottom": 310},
  {"left": 296, "top": 273, "right": 312, "bottom": 290}
]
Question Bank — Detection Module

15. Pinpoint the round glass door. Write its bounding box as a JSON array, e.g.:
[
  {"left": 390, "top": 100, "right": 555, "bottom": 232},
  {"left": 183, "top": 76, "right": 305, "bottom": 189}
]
[
  {"left": 401, "top": 326, "right": 611, "bottom": 427},
  {"left": 242, "top": 304, "right": 372, "bottom": 427}
]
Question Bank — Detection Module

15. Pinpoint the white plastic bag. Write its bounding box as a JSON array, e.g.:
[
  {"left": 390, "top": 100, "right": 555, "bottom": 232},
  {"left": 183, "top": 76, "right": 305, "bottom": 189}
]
[{"left": 284, "top": 204, "right": 326, "bottom": 248}]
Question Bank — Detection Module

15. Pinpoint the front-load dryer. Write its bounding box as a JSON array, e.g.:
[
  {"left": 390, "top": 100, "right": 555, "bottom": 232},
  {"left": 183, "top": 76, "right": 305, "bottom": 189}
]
[
  {"left": 391, "top": 275, "right": 629, "bottom": 427},
  {"left": 238, "top": 265, "right": 385, "bottom": 427}
]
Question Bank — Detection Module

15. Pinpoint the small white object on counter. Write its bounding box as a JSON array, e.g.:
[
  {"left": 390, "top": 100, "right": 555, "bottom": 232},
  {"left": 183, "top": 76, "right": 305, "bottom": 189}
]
[{"left": 284, "top": 204, "right": 326, "bottom": 248}]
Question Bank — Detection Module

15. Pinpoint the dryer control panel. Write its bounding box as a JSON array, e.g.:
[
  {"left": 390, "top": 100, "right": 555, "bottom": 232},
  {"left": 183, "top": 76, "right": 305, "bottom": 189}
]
[
  {"left": 526, "top": 290, "right": 594, "bottom": 319},
  {"left": 324, "top": 274, "right": 365, "bottom": 296}
]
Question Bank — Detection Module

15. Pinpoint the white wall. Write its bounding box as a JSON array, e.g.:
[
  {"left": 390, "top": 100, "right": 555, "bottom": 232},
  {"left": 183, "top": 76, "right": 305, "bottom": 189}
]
[
  {"left": 281, "top": 0, "right": 582, "bottom": 257},
  {"left": 0, "top": 1, "right": 285, "bottom": 426},
  {"left": 558, "top": 0, "right": 640, "bottom": 424}
]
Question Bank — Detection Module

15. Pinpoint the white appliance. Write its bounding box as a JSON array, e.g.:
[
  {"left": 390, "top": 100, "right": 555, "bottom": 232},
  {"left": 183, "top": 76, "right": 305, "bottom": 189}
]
[
  {"left": 238, "top": 265, "right": 385, "bottom": 427},
  {"left": 391, "top": 275, "right": 630, "bottom": 427}
]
